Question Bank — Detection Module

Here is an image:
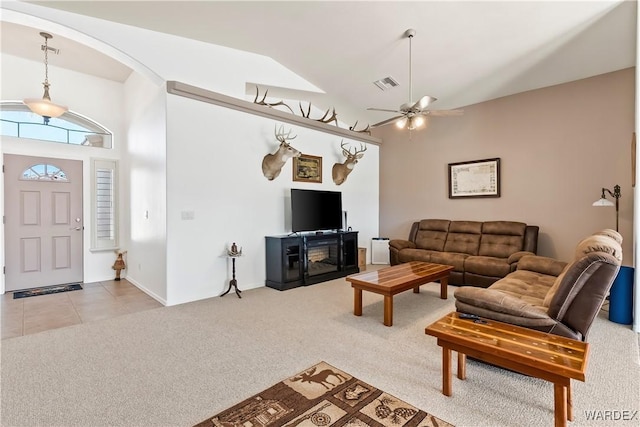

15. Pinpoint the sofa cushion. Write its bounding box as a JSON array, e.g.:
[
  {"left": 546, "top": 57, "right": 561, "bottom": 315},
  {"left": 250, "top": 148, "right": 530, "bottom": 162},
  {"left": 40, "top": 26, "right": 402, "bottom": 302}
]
[
  {"left": 517, "top": 255, "right": 567, "bottom": 277},
  {"left": 594, "top": 228, "right": 623, "bottom": 245},
  {"left": 575, "top": 235, "right": 623, "bottom": 262},
  {"left": 443, "top": 221, "right": 482, "bottom": 255},
  {"left": 543, "top": 267, "right": 568, "bottom": 308},
  {"left": 482, "top": 221, "right": 527, "bottom": 236},
  {"left": 465, "top": 256, "right": 511, "bottom": 278},
  {"left": 478, "top": 221, "right": 526, "bottom": 258},
  {"left": 414, "top": 219, "right": 450, "bottom": 251},
  {"left": 429, "top": 252, "right": 469, "bottom": 271},
  {"left": 489, "top": 270, "right": 554, "bottom": 310},
  {"left": 529, "top": 233, "right": 621, "bottom": 309},
  {"left": 454, "top": 287, "right": 551, "bottom": 321},
  {"left": 398, "top": 248, "right": 435, "bottom": 264},
  {"left": 548, "top": 251, "right": 621, "bottom": 320}
]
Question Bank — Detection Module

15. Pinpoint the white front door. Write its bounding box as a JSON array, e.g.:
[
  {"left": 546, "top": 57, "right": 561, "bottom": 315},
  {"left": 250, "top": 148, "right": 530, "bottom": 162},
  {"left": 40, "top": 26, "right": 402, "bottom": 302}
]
[{"left": 4, "top": 154, "right": 83, "bottom": 291}]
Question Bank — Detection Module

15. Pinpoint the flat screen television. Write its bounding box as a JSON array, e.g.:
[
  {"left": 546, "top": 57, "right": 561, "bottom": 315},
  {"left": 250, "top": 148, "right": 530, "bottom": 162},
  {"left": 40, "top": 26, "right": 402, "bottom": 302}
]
[{"left": 291, "top": 189, "right": 342, "bottom": 233}]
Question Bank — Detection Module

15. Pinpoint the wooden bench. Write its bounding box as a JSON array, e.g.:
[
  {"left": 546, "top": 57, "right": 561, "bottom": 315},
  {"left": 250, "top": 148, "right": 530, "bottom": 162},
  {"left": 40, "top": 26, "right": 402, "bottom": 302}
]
[{"left": 425, "top": 312, "right": 589, "bottom": 427}]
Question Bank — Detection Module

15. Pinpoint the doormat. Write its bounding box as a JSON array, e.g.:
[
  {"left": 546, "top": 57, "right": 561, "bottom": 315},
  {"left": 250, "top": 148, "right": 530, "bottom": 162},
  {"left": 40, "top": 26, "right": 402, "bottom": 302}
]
[
  {"left": 194, "top": 361, "right": 454, "bottom": 427},
  {"left": 13, "top": 283, "right": 83, "bottom": 299}
]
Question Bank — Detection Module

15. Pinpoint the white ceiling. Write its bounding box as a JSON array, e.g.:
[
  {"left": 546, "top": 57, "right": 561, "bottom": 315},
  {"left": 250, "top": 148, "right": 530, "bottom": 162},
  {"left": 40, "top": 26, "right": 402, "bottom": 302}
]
[
  {"left": 1, "top": 21, "right": 133, "bottom": 83},
  {"left": 9, "top": 1, "right": 639, "bottom": 127}
]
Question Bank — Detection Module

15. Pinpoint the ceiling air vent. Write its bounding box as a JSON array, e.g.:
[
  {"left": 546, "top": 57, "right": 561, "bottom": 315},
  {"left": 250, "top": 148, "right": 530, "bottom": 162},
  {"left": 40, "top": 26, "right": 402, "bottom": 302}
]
[{"left": 373, "top": 76, "right": 399, "bottom": 91}]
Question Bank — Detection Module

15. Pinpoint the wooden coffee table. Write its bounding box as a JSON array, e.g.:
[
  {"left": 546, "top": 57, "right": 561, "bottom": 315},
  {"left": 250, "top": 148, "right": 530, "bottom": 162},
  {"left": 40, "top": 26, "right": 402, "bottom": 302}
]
[
  {"left": 425, "top": 312, "right": 589, "bottom": 427},
  {"left": 346, "top": 261, "right": 453, "bottom": 326}
]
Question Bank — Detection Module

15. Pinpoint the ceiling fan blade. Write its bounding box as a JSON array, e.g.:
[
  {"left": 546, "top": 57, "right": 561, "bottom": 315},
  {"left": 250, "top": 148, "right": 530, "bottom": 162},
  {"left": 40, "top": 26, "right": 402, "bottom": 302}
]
[
  {"left": 367, "top": 107, "right": 402, "bottom": 113},
  {"left": 425, "top": 109, "right": 464, "bottom": 117},
  {"left": 411, "top": 95, "right": 437, "bottom": 111},
  {"left": 371, "top": 115, "right": 406, "bottom": 128}
]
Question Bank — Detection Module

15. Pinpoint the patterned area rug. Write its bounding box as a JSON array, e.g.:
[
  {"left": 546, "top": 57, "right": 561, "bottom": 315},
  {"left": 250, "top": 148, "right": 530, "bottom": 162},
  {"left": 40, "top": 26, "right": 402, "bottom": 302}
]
[
  {"left": 195, "top": 361, "right": 453, "bottom": 427},
  {"left": 13, "top": 283, "right": 83, "bottom": 299}
]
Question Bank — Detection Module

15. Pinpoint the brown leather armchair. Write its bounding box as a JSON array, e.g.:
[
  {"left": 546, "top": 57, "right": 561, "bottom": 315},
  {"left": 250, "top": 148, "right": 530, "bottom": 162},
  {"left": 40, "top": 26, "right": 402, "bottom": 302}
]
[{"left": 454, "top": 230, "right": 622, "bottom": 341}]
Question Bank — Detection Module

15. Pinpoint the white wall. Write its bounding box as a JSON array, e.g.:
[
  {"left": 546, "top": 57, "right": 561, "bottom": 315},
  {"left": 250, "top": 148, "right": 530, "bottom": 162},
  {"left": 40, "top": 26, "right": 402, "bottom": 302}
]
[
  {"left": 122, "top": 72, "right": 167, "bottom": 303},
  {"left": 2, "top": 4, "right": 381, "bottom": 306},
  {"left": 1, "top": 54, "right": 126, "bottom": 288},
  {"left": 633, "top": 5, "right": 639, "bottom": 333},
  {"left": 165, "top": 95, "right": 379, "bottom": 305}
]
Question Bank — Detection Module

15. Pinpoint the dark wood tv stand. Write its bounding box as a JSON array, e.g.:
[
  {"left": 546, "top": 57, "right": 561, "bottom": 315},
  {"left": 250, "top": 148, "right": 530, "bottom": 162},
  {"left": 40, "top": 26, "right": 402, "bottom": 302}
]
[{"left": 265, "top": 231, "right": 359, "bottom": 290}]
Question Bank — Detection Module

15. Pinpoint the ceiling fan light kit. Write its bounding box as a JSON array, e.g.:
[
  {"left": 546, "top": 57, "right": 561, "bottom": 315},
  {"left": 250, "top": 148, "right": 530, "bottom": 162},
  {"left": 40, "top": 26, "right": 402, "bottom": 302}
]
[
  {"left": 395, "top": 117, "right": 407, "bottom": 129},
  {"left": 23, "top": 32, "right": 68, "bottom": 125},
  {"left": 368, "top": 29, "right": 462, "bottom": 131},
  {"left": 408, "top": 116, "right": 425, "bottom": 130}
]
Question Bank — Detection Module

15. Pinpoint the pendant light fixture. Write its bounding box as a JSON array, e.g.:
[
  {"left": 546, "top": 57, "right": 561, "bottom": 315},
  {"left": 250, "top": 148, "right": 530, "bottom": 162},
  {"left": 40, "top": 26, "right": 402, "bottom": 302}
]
[{"left": 23, "top": 32, "right": 68, "bottom": 125}]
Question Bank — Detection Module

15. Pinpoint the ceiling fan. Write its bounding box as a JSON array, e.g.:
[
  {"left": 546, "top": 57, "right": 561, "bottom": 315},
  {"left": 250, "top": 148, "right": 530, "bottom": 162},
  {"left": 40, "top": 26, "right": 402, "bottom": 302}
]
[{"left": 368, "top": 29, "right": 463, "bottom": 130}]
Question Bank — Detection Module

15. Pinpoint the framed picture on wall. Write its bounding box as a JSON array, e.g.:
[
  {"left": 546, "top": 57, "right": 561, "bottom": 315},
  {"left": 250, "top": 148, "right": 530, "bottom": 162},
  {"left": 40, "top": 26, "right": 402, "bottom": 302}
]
[
  {"left": 448, "top": 158, "right": 501, "bottom": 198},
  {"left": 293, "top": 154, "right": 322, "bottom": 183}
]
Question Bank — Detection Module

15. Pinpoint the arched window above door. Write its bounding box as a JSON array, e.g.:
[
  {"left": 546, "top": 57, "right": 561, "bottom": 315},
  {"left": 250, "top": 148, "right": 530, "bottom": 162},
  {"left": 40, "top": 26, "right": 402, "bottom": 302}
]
[
  {"left": 20, "top": 163, "right": 70, "bottom": 182},
  {"left": 0, "top": 102, "right": 113, "bottom": 148}
]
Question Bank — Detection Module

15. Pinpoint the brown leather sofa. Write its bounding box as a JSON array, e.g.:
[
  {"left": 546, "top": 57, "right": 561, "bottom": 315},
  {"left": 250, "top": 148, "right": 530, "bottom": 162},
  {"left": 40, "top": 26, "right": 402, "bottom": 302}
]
[
  {"left": 454, "top": 229, "right": 622, "bottom": 341},
  {"left": 389, "top": 219, "right": 539, "bottom": 287}
]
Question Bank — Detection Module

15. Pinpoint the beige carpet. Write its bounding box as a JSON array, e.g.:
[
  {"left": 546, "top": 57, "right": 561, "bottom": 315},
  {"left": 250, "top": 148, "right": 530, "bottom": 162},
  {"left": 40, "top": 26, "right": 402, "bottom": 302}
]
[{"left": 1, "top": 273, "right": 638, "bottom": 427}]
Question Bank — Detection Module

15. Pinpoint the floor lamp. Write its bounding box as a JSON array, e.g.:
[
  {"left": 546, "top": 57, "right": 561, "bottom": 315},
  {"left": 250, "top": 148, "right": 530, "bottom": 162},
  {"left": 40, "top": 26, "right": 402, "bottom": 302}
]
[{"left": 592, "top": 185, "right": 621, "bottom": 231}]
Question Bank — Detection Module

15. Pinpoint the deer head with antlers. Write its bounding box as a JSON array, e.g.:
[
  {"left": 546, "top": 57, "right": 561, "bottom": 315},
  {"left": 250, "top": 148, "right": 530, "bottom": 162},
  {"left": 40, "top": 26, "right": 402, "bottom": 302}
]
[
  {"left": 332, "top": 141, "right": 367, "bottom": 185},
  {"left": 262, "top": 125, "right": 301, "bottom": 180}
]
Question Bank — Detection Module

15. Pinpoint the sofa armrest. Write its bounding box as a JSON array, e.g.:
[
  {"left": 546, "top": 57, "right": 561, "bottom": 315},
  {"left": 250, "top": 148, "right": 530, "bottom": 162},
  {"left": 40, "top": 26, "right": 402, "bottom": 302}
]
[
  {"left": 389, "top": 239, "right": 416, "bottom": 251},
  {"left": 507, "top": 251, "right": 535, "bottom": 265},
  {"left": 454, "top": 287, "right": 549, "bottom": 319},
  {"left": 516, "top": 255, "right": 567, "bottom": 277}
]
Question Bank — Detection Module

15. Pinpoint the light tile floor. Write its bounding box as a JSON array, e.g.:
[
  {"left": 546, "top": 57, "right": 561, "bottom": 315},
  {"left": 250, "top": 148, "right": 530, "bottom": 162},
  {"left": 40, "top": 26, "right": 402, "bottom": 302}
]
[{"left": 1, "top": 279, "right": 163, "bottom": 340}]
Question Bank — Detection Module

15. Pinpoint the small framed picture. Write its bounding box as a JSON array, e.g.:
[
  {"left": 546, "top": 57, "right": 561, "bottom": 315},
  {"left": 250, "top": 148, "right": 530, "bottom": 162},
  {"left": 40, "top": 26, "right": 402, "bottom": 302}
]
[
  {"left": 448, "top": 158, "right": 501, "bottom": 198},
  {"left": 293, "top": 154, "right": 322, "bottom": 183}
]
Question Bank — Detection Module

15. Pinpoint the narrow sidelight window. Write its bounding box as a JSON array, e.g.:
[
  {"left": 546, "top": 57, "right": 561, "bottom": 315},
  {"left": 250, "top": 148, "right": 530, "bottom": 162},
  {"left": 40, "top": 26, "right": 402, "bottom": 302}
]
[{"left": 91, "top": 159, "right": 118, "bottom": 250}]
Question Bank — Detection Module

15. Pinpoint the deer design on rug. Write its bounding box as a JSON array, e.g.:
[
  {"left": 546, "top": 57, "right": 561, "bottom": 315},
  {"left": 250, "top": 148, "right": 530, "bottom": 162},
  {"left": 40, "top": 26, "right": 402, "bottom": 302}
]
[
  {"left": 332, "top": 141, "right": 367, "bottom": 185},
  {"left": 262, "top": 125, "right": 301, "bottom": 180},
  {"left": 291, "top": 366, "right": 348, "bottom": 389}
]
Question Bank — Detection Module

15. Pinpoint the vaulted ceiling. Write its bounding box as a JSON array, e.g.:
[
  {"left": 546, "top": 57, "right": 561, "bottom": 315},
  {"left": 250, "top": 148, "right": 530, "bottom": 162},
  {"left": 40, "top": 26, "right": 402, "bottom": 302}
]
[{"left": 6, "top": 1, "right": 638, "bottom": 127}]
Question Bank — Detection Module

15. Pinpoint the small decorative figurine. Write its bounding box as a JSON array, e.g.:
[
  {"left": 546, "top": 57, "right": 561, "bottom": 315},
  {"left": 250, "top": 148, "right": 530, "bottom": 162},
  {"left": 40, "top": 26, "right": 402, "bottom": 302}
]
[
  {"left": 227, "top": 242, "right": 242, "bottom": 257},
  {"left": 112, "top": 251, "right": 126, "bottom": 281}
]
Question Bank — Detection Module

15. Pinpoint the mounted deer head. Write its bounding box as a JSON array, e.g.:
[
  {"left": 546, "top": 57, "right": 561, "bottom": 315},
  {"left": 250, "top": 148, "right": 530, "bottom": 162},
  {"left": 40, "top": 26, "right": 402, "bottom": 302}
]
[
  {"left": 332, "top": 141, "right": 367, "bottom": 185},
  {"left": 262, "top": 125, "right": 301, "bottom": 180}
]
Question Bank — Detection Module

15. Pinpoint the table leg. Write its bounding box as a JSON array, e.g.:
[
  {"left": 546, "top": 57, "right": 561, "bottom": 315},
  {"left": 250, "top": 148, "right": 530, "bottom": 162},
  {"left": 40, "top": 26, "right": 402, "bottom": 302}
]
[
  {"left": 220, "top": 284, "right": 231, "bottom": 297},
  {"left": 353, "top": 288, "right": 362, "bottom": 316},
  {"left": 383, "top": 295, "right": 393, "bottom": 326},
  {"left": 443, "top": 347, "right": 452, "bottom": 396},
  {"left": 413, "top": 286, "right": 420, "bottom": 293},
  {"left": 553, "top": 383, "right": 568, "bottom": 427},
  {"left": 567, "top": 381, "right": 573, "bottom": 421},
  {"left": 440, "top": 276, "right": 449, "bottom": 299},
  {"left": 457, "top": 353, "right": 466, "bottom": 380},
  {"left": 232, "top": 279, "right": 242, "bottom": 298}
]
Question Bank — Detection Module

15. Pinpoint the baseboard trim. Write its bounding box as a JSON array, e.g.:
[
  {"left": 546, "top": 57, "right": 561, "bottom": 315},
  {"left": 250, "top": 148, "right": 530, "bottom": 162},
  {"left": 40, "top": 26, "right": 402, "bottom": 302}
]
[{"left": 124, "top": 276, "right": 167, "bottom": 306}]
